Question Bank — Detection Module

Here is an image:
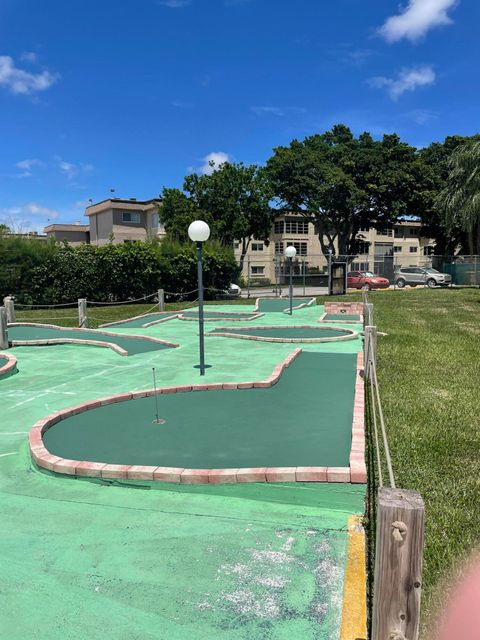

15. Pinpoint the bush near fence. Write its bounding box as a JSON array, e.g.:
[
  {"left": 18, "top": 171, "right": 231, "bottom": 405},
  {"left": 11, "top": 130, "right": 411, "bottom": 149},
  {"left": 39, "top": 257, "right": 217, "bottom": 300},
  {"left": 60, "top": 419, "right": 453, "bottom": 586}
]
[{"left": 0, "top": 237, "right": 239, "bottom": 304}]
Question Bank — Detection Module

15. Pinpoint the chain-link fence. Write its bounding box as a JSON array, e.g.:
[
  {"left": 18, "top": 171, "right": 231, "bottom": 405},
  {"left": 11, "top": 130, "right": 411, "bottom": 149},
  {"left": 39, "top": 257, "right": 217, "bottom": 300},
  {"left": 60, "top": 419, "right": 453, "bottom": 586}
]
[{"left": 239, "top": 253, "right": 480, "bottom": 295}]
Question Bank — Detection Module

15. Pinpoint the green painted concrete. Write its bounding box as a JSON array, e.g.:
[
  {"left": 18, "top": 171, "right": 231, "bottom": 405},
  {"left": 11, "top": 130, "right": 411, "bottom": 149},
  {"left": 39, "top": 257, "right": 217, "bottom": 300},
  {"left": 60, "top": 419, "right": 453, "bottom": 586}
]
[
  {"left": 210, "top": 326, "right": 353, "bottom": 339},
  {"left": 8, "top": 324, "right": 174, "bottom": 355},
  {"left": 0, "top": 302, "right": 365, "bottom": 639},
  {"left": 180, "top": 310, "right": 257, "bottom": 319},
  {"left": 255, "top": 298, "right": 314, "bottom": 313},
  {"left": 323, "top": 314, "right": 361, "bottom": 323},
  {"left": 44, "top": 351, "right": 355, "bottom": 468}
]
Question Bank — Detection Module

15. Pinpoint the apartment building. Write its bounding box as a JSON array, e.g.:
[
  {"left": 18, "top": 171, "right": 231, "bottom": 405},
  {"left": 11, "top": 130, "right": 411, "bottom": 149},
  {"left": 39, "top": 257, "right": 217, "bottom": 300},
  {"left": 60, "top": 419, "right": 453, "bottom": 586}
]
[
  {"left": 44, "top": 223, "right": 90, "bottom": 245},
  {"left": 86, "top": 198, "right": 164, "bottom": 245},
  {"left": 234, "top": 214, "right": 435, "bottom": 283}
]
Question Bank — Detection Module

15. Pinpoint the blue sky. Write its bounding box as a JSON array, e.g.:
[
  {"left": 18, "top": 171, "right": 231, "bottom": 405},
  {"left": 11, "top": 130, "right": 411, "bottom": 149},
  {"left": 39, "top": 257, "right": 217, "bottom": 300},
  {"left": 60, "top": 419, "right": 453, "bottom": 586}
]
[{"left": 0, "top": 0, "right": 478, "bottom": 231}]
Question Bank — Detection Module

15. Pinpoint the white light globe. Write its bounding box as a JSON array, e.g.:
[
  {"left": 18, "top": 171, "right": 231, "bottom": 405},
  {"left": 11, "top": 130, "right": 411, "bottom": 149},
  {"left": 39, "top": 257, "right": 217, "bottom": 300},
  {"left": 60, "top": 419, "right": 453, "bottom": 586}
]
[
  {"left": 188, "top": 220, "right": 210, "bottom": 242},
  {"left": 285, "top": 245, "right": 297, "bottom": 258}
]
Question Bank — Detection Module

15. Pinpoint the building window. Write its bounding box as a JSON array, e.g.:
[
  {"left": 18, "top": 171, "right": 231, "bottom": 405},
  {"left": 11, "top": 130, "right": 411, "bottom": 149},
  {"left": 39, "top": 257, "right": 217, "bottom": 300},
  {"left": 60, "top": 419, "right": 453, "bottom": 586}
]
[
  {"left": 356, "top": 241, "right": 369, "bottom": 254},
  {"left": 409, "top": 228, "right": 419, "bottom": 236},
  {"left": 274, "top": 221, "right": 284, "bottom": 234},
  {"left": 284, "top": 218, "right": 309, "bottom": 234},
  {"left": 374, "top": 242, "right": 393, "bottom": 257},
  {"left": 351, "top": 261, "right": 370, "bottom": 271},
  {"left": 423, "top": 246, "right": 434, "bottom": 256},
  {"left": 409, "top": 246, "right": 418, "bottom": 253},
  {"left": 252, "top": 242, "right": 264, "bottom": 251},
  {"left": 275, "top": 242, "right": 284, "bottom": 254},
  {"left": 394, "top": 246, "right": 402, "bottom": 253},
  {"left": 286, "top": 241, "right": 307, "bottom": 256},
  {"left": 251, "top": 266, "right": 265, "bottom": 275},
  {"left": 394, "top": 228, "right": 404, "bottom": 238},
  {"left": 151, "top": 213, "right": 159, "bottom": 228},
  {"left": 122, "top": 212, "right": 141, "bottom": 224},
  {"left": 378, "top": 227, "right": 393, "bottom": 237},
  {"left": 233, "top": 241, "right": 240, "bottom": 249}
]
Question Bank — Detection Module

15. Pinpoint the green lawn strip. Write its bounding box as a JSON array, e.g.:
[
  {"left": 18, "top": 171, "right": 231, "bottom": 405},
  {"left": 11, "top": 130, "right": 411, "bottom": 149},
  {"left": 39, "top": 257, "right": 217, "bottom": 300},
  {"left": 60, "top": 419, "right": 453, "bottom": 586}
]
[
  {"left": 43, "top": 351, "right": 356, "bottom": 468},
  {"left": 8, "top": 324, "right": 173, "bottom": 355}
]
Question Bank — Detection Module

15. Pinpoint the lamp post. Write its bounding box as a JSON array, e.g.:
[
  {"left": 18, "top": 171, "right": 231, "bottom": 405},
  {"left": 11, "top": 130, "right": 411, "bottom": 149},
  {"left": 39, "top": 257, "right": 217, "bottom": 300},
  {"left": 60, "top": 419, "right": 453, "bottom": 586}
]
[
  {"left": 285, "top": 245, "right": 297, "bottom": 315},
  {"left": 188, "top": 220, "right": 211, "bottom": 375}
]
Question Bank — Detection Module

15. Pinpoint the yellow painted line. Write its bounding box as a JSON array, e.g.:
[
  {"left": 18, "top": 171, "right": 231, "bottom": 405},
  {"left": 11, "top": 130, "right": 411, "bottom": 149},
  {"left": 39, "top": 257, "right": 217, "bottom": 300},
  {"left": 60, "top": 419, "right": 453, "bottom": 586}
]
[{"left": 340, "top": 515, "right": 367, "bottom": 640}]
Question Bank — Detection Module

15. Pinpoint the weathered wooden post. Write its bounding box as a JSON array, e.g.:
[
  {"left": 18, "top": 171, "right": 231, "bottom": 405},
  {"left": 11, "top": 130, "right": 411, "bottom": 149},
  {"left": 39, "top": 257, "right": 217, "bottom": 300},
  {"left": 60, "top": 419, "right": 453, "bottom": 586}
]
[
  {"left": 365, "top": 302, "right": 374, "bottom": 327},
  {"left": 0, "top": 306, "right": 8, "bottom": 349},
  {"left": 372, "top": 488, "right": 425, "bottom": 640},
  {"left": 158, "top": 289, "right": 165, "bottom": 312},
  {"left": 364, "top": 325, "right": 377, "bottom": 381},
  {"left": 78, "top": 298, "right": 87, "bottom": 328},
  {"left": 3, "top": 296, "right": 15, "bottom": 324}
]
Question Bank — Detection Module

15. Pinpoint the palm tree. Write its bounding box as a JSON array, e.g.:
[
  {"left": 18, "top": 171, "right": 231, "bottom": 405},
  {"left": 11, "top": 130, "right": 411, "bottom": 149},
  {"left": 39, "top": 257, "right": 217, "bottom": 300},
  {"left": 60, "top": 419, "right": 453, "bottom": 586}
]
[{"left": 437, "top": 141, "right": 480, "bottom": 254}]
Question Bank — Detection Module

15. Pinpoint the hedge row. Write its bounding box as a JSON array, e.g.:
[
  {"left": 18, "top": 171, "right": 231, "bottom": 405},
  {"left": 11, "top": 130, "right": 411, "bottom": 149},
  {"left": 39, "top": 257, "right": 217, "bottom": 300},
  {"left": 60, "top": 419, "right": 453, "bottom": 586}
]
[{"left": 0, "top": 237, "right": 239, "bottom": 304}]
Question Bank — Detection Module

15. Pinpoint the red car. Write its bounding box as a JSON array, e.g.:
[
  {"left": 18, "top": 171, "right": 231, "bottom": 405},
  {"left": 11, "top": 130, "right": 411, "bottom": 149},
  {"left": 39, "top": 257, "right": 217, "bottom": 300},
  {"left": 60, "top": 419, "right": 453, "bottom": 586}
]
[{"left": 347, "top": 271, "right": 390, "bottom": 290}]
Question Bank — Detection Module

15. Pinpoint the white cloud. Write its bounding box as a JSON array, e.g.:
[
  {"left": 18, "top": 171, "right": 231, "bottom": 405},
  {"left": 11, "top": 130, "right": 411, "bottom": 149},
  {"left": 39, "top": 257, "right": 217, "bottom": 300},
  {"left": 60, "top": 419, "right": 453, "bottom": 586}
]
[
  {"left": 0, "top": 55, "right": 59, "bottom": 95},
  {"left": 15, "top": 158, "right": 44, "bottom": 177},
  {"left": 0, "top": 202, "right": 59, "bottom": 232},
  {"left": 172, "top": 99, "right": 194, "bottom": 109},
  {"left": 379, "top": 0, "right": 458, "bottom": 43},
  {"left": 368, "top": 65, "right": 435, "bottom": 100},
  {"left": 199, "top": 151, "right": 230, "bottom": 175},
  {"left": 57, "top": 158, "right": 94, "bottom": 180},
  {"left": 158, "top": 0, "right": 191, "bottom": 7},
  {"left": 250, "top": 105, "right": 306, "bottom": 117},
  {"left": 20, "top": 52, "right": 38, "bottom": 63}
]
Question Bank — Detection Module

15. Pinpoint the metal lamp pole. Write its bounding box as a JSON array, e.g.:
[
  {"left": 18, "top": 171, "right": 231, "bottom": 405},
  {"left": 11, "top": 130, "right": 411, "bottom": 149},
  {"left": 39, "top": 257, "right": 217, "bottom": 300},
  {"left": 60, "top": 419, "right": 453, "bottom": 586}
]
[
  {"left": 188, "top": 220, "right": 211, "bottom": 375},
  {"left": 285, "top": 245, "right": 297, "bottom": 315}
]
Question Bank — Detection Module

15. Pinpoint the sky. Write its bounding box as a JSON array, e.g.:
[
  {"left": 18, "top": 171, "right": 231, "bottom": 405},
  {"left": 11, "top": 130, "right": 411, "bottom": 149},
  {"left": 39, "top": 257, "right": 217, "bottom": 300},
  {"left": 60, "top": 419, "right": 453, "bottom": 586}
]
[{"left": 0, "top": 0, "right": 478, "bottom": 231}]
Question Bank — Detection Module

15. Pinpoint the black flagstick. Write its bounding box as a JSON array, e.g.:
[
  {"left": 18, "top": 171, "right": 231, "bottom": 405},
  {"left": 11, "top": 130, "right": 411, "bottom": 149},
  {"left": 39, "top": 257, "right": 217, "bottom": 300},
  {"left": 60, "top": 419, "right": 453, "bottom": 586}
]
[{"left": 152, "top": 367, "right": 165, "bottom": 424}]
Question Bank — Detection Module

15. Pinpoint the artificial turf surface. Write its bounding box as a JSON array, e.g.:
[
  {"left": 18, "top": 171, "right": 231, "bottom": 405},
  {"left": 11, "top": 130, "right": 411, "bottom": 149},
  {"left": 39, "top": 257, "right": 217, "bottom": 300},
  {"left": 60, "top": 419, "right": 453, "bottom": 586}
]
[
  {"left": 43, "top": 351, "right": 356, "bottom": 468},
  {"left": 8, "top": 324, "right": 174, "bottom": 355},
  {"left": 209, "top": 326, "right": 354, "bottom": 339}
]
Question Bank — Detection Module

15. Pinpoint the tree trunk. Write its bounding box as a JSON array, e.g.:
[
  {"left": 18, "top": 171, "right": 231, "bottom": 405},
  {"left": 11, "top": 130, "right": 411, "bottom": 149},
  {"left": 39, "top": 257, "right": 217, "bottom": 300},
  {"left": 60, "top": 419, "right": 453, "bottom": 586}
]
[{"left": 238, "top": 237, "right": 252, "bottom": 273}]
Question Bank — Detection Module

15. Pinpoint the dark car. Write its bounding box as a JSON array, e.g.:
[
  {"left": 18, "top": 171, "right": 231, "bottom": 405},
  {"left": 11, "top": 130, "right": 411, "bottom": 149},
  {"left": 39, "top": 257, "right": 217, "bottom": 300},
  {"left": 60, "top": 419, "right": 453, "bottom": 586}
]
[{"left": 347, "top": 271, "right": 390, "bottom": 290}]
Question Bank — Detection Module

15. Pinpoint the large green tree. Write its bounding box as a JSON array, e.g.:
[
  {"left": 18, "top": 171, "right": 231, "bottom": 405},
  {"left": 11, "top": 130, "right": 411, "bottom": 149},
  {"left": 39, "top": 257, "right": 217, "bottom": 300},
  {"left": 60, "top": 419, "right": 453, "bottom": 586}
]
[
  {"left": 420, "top": 135, "right": 480, "bottom": 254},
  {"left": 436, "top": 140, "right": 480, "bottom": 254},
  {"left": 160, "top": 162, "right": 275, "bottom": 269},
  {"left": 266, "top": 124, "right": 433, "bottom": 259}
]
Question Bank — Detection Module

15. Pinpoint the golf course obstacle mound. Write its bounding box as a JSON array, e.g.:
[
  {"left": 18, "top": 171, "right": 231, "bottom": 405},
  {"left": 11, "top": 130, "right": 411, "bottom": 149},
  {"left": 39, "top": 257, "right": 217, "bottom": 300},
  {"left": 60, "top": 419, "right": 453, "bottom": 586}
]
[
  {"left": 253, "top": 297, "right": 316, "bottom": 313},
  {"left": 28, "top": 349, "right": 366, "bottom": 484},
  {"left": 7, "top": 323, "right": 178, "bottom": 356},
  {"left": 208, "top": 325, "right": 358, "bottom": 343},
  {"left": 320, "top": 302, "right": 364, "bottom": 324},
  {"left": 0, "top": 353, "right": 17, "bottom": 379}
]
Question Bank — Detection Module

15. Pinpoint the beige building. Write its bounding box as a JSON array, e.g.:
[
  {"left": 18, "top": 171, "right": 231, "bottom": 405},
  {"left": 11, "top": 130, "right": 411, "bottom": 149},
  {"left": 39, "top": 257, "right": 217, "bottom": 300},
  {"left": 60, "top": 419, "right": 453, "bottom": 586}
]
[
  {"left": 235, "top": 214, "right": 435, "bottom": 283},
  {"left": 44, "top": 223, "right": 90, "bottom": 245},
  {"left": 86, "top": 198, "right": 164, "bottom": 245}
]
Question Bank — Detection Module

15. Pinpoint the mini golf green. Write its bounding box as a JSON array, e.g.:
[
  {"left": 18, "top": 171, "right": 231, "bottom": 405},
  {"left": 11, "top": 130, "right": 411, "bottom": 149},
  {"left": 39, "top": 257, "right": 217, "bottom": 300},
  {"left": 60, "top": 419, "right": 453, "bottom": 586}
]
[
  {"left": 322, "top": 314, "right": 362, "bottom": 323},
  {"left": 8, "top": 324, "right": 176, "bottom": 356},
  {"left": 42, "top": 352, "right": 356, "bottom": 469},
  {"left": 209, "top": 325, "right": 357, "bottom": 342},
  {"left": 101, "top": 311, "right": 179, "bottom": 328},
  {"left": 255, "top": 297, "right": 315, "bottom": 312}
]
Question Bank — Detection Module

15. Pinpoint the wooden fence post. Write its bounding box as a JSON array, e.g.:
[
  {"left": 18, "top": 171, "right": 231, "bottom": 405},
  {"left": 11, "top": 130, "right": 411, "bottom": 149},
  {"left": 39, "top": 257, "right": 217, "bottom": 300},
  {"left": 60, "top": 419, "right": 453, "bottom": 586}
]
[
  {"left": 364, "top": 325, "right": 377, "bottom": 381},
  {"left": 0, "top": 306, "right": 8, "bottom": 349},
  {"left": 78, "top": 298, "right": 87, "bottom": 328},
  {"left": 3, "top": 296, "right": 15, "bottom": 324},
  {"left": 158, "top": 289, "right": 165, "bottom": 312},
  {"left": 372, "top": 487, "right": 425, "bottom": 640}
]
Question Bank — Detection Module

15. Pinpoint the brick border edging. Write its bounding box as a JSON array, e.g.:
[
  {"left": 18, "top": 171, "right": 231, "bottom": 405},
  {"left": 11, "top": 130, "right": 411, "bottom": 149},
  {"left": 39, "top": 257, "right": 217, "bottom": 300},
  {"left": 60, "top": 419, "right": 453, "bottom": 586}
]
[
  {"left": 253, "top": 296, "right": 316, "bottom": 313},
  {"left": 350, "top": 350, "right": 367, "bottom": 483},
  {"left": 8, "top": 322, "right": 179, "bottom": 354},
  {"left": 177, "top": 312, "right": 264, "bottom": 322},
  {"left": 318, "top": 312, "right": 364, "bottom": 325},
  {"left": 28, "top": 346, "right": 366, "bottom": 485},
  {"left": 0, "top": 353, "right": 17, "bottom": 379},
  {"left": 206, "top": 324, "right": 359, "bottom": 343},
  {"left": 324, "top": 302, "right": 365, "bottom": 315}
]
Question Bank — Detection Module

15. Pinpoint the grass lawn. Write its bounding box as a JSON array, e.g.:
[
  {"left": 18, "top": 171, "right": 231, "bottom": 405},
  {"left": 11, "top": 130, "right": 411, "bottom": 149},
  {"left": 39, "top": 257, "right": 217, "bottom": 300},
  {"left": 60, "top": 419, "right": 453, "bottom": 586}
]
[{"left": 9, "top": 288, "right": 480, "bottom": 631}]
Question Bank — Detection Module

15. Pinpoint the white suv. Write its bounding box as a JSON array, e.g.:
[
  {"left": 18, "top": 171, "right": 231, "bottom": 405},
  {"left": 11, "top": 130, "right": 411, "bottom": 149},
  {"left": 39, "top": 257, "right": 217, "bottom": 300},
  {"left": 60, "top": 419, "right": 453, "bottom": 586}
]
[{"left": 394, "top": 267, "right": 452, "bottom": 288}]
